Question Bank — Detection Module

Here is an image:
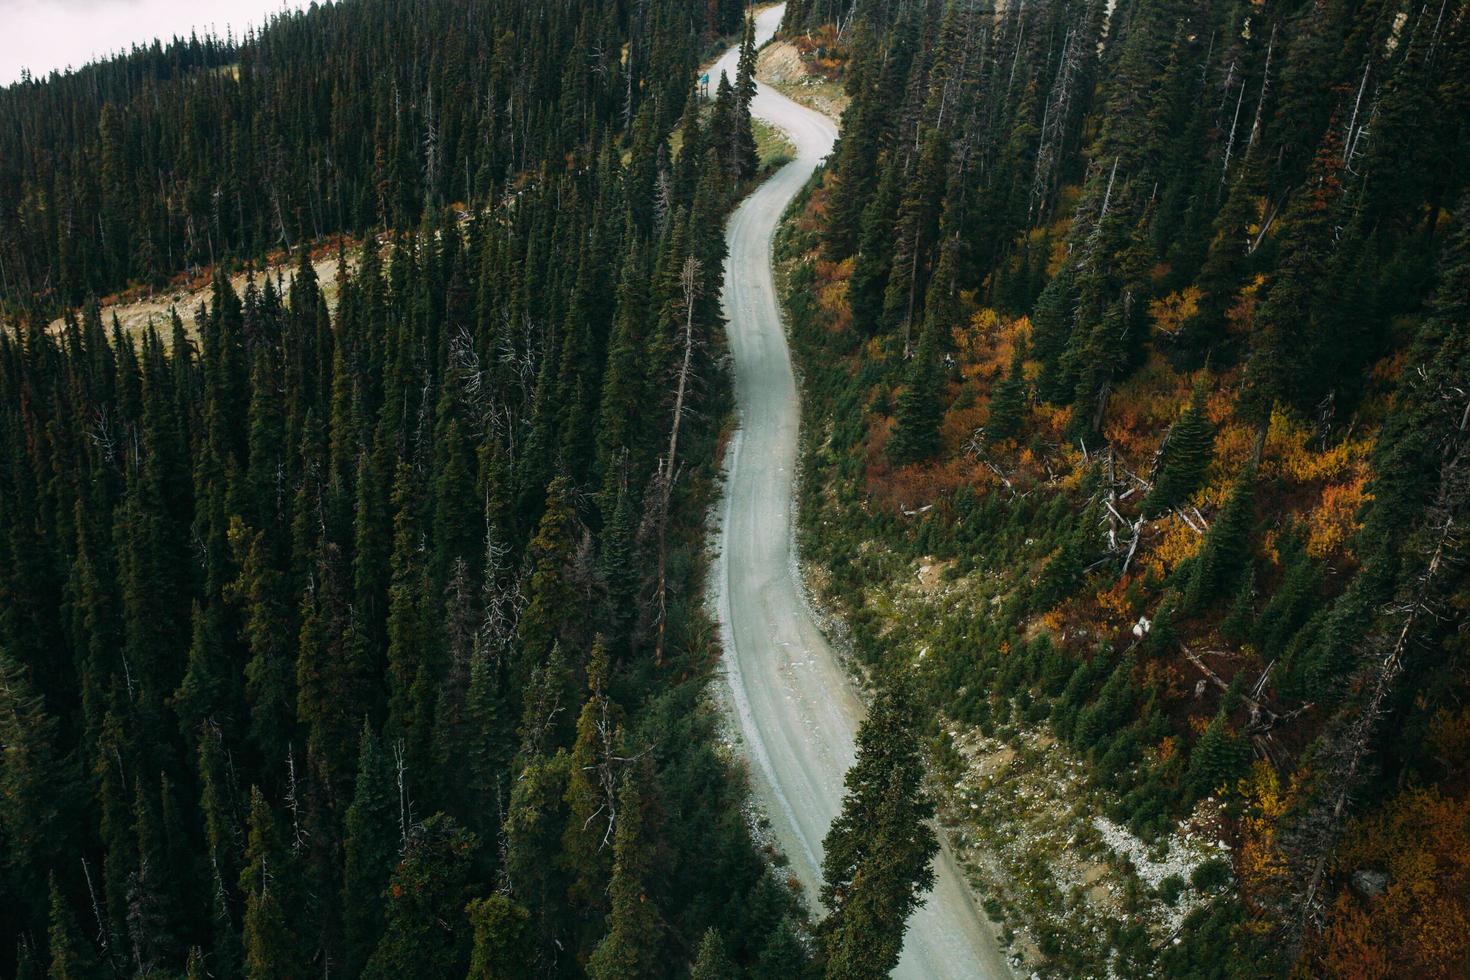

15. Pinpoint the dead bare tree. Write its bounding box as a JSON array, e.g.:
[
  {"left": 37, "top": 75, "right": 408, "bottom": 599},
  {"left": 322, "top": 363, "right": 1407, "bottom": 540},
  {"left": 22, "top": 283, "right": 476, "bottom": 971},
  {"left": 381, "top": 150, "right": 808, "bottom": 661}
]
[
  {"left": 393, "top": 738, "right": 413, "bottom": 851},
  {"left": 653, "top": 255, "right": 700, "bottom": 666},
  {"left": 1030, "top": 23, "right": 1085, "bottom": 225},
  {"left": 1279, "top": 383, "right": 1468, "bottom": 953}
]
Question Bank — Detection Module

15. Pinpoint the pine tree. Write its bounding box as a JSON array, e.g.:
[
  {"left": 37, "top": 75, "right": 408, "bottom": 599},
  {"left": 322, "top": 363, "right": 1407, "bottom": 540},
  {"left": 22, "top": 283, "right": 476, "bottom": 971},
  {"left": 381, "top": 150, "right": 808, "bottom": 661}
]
[
  {"left": 1185, "top": 711, "right": 1248, "bottom": 801},
  {"left": 848, "top": 161, "right": 901, "bottom": 335},
  {"left": 888, "top": 322, "right": 945, "bottom": 466},
  {"left": 562, "top": 641, "right": 621, "bottom": 911},
  {"left": 514, "top": 478, "right": 585, "bottom": 684},
  {"left": 691, "top": 926, "right": 737, "bottom": 979},
  {"left": 1184, "top": 467, "right": 1257, "bottom": 613},
  {"left": 732, "top": 16, "right": 760, "bottom": 181},
  {"left": 47, "top": 878, "right": 101, "bottom": 980},
  {"left": 384, "top": 461, "right": 438, "bottom": 783},
  {"left": 754, "top": 920, "right": 807, "bottom": 979},
  {"left": 819, "top": 685, "right": 938, "bottom": 979},
  {"left": 226, "top": 519, "right": 296, "bottom": 777},
  {"left": 0, "top": 652, "right": 74, "bottom": 912},
  {"left": 586, "top": 773, "right": 662, "bottom": 980},
  {"left": 1143, "top": 380, "right": 1215, "bottom": 516},
  {"left": 710, "top": 74, "right": 741, "bottom": 182},
  {"left": 465, "top": 895, "right": 532, "bottom": 979},
  {"left": 986, "top": 342, "right": 1028, "bottom": 447},
  {"left": 196, "top": 726, "right": 242, "bottom": 978},
  {"left": 239, "top": 787, "right": 302, "bottom": 978},
  {"left": 342, "top": 725, "right": 398, "bottom": 977},
  {"left": 363, "top": 814, "right": 479, "bottom": 980}
]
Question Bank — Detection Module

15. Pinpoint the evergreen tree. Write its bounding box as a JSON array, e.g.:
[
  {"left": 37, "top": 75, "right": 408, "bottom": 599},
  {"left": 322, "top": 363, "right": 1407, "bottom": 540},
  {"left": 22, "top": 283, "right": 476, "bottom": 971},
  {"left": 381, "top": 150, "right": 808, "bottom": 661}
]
[
  {"left": 363, "top": 815, "right": 479, "bottom": 980},
  {"left": 465, "top": 895, "right": 532, "bottom": 979},
  {"left": 732, "top": 16, "right": 761, "bottom": 182},
  {"left": 47, "top": 878, "right": 101, "bottom": 980},
  {"left": 985, "top": 342, "right": 1028, "bottom": 447},
  {"left": 514, "top": 478, "right": 585, "bottom": 684},
  {"left": 691, "top": 926, "right": 737, "bottom": 979},
  {"left": 0, "top": 653, "right": 74, "bottom": 913},
  {"left": 819, "top": 685, "right": 937, "bottom": 979},
  {"left": 887, "top": 323, "right": 945, "bottom": 466},
  {"left": 342, "top": 725, "right": 398, "bottom": 977},
  {"left": 1184, "top": 468, "right": 1257, "bottom": 613},
  {"left": 239, "top": 788, "right": 303, "bottom": 978},
  {"left": 1143, "top": 380, "right": 1215, "bottom": 516},
  {"left": 1185, "top": 711, "right": 1248, "bottom": 801},
  {"left": 586, "top": 774, "right": 662, "bottom": 980},
  {"left": 754, "top": 920, "right": 807, "bottom": 980},
  {"left": 562, "top": 641, "right": 621, "bottom": 912}
]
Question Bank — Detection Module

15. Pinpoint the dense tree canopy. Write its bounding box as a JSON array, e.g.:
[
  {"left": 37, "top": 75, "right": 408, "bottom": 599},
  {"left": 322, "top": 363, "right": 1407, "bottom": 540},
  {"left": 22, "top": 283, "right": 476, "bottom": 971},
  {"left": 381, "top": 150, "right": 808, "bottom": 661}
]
[{"left": 0, "top": 1, "right": 809, "bottom": 976}]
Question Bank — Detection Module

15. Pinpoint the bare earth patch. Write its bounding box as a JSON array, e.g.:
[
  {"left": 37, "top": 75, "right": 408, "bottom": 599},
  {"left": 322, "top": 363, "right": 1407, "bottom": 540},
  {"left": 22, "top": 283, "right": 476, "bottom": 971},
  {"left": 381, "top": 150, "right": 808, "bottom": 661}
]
[
  {"left": 758, "top": 40, "right": 849, "bottom": 121},
  {"left": 48, "top": 249, "right": 351, "bottom": 343}
]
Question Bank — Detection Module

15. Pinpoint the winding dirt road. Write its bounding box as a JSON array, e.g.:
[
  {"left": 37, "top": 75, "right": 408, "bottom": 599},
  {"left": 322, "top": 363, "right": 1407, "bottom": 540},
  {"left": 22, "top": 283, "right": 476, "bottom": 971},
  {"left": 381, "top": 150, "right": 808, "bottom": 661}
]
[{"left": 710, "top": 9, "right": 1012, "bottom": 978}]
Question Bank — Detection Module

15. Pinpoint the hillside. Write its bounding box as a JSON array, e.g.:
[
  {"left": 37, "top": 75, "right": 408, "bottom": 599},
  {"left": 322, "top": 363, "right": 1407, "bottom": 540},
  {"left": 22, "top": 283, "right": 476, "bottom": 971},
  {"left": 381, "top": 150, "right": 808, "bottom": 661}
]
[
  {"left": 773, "top": 0, "right": 1470, "bottom": 975},
  {"left": 0, "top": 1, "right": 817, "bottom": 977}
]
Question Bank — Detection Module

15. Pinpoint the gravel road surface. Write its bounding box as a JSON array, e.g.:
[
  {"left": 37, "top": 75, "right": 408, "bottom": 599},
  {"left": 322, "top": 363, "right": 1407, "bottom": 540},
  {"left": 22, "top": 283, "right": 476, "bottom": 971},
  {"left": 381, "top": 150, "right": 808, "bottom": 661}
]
[{"left": 710, "top": 9, "right": 1013, "bottom": 978}]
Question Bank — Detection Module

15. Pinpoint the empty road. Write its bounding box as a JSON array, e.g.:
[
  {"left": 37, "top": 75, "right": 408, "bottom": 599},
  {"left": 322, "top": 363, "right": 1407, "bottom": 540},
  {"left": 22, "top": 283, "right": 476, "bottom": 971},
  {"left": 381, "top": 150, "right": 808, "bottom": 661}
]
[{"left": 710, "top": 8, "right": 1013, "bottom": 978}]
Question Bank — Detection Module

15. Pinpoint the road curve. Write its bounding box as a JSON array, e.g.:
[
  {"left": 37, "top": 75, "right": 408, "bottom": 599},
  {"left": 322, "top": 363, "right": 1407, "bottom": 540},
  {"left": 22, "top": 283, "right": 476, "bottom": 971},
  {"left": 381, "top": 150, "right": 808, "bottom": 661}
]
[{"left": 709, "top": 9, "right": 1013, "bottom": 979}]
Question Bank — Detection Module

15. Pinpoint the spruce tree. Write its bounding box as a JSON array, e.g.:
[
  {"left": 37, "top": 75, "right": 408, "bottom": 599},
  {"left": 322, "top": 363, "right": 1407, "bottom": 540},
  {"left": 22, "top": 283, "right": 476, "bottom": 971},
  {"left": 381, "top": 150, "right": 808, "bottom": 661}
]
[
  {"left": 363, "top": 815, "right": 479, "bottom": 980},
  {"left": 732, "top": 16, "right": 761, "bottom": 181},
  {"left": 985, "top": 342, "right": 1028, "bottom": 447},
  {"left": 1184, "top": 467, "right": 1257, "bottom": 613},
  {"left": 1143, "top": 380, "right": 1215, "bottom": 516},
  {"left": 1185, "top": 711, "right": 1248, "bottom": 801},
  {"left": 0, "top": 652, "right": 74, "bottom": 911},
  {"left": 888, "top": 323, "right": 945, "bottom": 466},
  {"left": 819, "top": 685, "right": 938, "bottom": 979},
  {"left": 239, "top": 788, "right": 302, "bottom": 978},
  {"left": 562, "top": 641, "right": 621, "bottom": 911},
  {"left": 47, "top": 878, "right": 101, "bottom": 980},
  {"left": 465, "top": 895, "right": 532, "bottom": 979},
  {"left": 342, "top": 725, "right": 398, "bottom": 977},
  {"left": 691, "top": 927, "right": 737, "bottom": 979},
  {"left": 586, "top": 773, "right": 662, "bottom": 980},
  {"left": 514, "top": 478, "right": 585, "bottom": 684},
  {"left": 1031, "top": 262, "right": 1078, "bottom": 404},
  {"left": 754, "top": 920, "right": 807, "bottom": 980}
]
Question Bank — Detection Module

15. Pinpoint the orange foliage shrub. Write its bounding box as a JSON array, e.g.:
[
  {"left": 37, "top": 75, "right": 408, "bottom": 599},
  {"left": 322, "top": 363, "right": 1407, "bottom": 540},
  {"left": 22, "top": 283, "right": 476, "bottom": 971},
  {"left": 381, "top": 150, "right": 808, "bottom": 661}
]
[
  {"left": 951, "top": 307, "right": 1014, "bottom": 378},
  {"left": 1316, "top": 788, "right": 1470, "bottom": 978},
  {"left": 1100, "top": 355, "right": 1194, "bottom": 464},
  {"left": 1307, "top": 475, "right": 1371, "bottom": 559},
  {"left": 941, "top": 398, "right": 987, "bottom": 452},
  {"left": 1096, "top": 575, "right": 1140, "bottom": 621}
]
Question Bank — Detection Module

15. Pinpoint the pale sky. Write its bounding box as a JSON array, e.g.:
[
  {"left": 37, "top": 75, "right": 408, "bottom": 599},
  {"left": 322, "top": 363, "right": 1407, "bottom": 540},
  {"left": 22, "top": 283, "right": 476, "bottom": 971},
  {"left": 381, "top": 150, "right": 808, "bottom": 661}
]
[{"left": 0, "top": 0, "right": 321, "bottom": 86}]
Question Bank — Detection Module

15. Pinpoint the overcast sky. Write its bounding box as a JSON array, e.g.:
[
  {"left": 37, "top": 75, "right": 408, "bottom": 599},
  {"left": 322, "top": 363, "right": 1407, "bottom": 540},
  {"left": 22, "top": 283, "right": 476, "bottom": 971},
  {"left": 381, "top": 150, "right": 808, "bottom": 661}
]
[{"left": 1, "top": 0, "right": 321, "bottom": 86}]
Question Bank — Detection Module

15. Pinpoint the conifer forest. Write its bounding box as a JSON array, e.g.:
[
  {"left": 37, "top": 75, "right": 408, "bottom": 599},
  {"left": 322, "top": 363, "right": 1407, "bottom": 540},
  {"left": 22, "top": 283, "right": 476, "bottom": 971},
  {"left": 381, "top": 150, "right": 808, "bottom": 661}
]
[{"left": 1, "top": 0, "right": 1468, "bottom": 976}]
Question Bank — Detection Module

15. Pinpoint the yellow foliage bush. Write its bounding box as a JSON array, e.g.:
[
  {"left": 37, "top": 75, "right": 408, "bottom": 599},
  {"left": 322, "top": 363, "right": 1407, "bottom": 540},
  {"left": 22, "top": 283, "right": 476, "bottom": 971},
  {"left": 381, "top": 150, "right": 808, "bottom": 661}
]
[
  {"left": 1149, "top": 286, "right": 1201, "bottom": 340},
  {"left": 1263, "top": 408, "right": 1374, "bottom": 484},
  {"left": 1145, "top": 515, "right": 1203, "bottom": 577},
  {"left": 1237, "top": 761, "right": 1290, "bottom": 905}
]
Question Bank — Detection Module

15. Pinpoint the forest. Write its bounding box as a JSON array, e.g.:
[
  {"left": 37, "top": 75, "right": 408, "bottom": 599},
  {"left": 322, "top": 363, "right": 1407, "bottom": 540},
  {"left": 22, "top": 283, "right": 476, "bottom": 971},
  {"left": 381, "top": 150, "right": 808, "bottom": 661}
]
[
  {"left": 775, "top": 0, "right": 1469, "bottom": 974},
  {"left": 0, "top": 0, "right": 824, "bottom": 976},
  {"left": 4, "top": 0, "right": 1469, "bottom": 974}
]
